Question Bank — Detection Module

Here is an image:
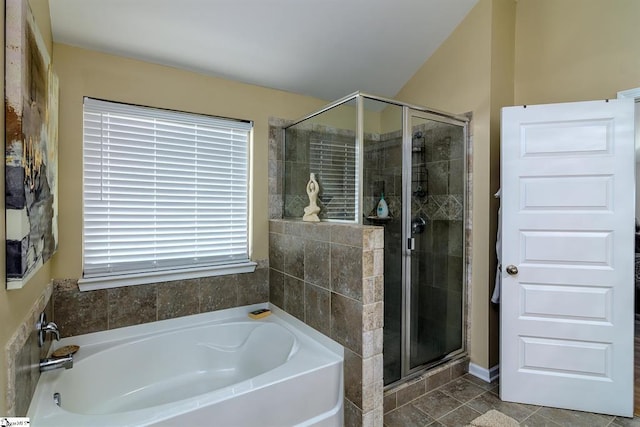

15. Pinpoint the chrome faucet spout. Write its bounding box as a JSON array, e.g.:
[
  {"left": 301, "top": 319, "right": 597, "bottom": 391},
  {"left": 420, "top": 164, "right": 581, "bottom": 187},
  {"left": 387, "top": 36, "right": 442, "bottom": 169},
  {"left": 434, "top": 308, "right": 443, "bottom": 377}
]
[{"left": 39, "top": 354, "right": 73, "bottom": 372}]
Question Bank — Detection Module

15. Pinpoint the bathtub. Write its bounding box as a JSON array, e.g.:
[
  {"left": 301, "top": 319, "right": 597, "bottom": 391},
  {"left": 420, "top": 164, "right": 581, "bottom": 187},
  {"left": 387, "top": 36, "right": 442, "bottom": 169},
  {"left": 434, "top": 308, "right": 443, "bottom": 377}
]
[{"left": 27, "top": 304, "right": 344, "bottom": 426}]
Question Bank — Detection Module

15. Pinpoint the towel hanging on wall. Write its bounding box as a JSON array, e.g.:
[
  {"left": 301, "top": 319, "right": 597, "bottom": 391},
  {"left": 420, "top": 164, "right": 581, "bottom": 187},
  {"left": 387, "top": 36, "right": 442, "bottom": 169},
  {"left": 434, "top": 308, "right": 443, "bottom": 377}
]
[{"left": 491, "top": 189, "right": 501, "bottom": 304}]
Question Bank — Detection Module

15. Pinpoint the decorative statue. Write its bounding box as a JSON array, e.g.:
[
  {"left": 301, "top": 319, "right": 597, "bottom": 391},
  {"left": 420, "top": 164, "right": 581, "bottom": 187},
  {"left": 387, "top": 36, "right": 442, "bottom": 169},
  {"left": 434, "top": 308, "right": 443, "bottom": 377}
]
[{"left": 303, "top": 173, "right": 321, "bottom": 222}]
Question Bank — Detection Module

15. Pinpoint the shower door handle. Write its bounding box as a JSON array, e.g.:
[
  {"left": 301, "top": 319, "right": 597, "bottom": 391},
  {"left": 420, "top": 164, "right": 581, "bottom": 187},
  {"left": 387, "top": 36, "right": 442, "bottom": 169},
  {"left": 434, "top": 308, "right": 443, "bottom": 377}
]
[{"left": 408, "top": 238, "right": 415, "bottom": 251}]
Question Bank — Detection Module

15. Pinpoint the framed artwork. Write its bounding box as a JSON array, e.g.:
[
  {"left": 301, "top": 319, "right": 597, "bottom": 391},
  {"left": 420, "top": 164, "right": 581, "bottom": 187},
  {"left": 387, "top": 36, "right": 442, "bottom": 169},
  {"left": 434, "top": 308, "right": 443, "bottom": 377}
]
[{"left": 5, "top": 0, "right": 58, "bottom": 289}]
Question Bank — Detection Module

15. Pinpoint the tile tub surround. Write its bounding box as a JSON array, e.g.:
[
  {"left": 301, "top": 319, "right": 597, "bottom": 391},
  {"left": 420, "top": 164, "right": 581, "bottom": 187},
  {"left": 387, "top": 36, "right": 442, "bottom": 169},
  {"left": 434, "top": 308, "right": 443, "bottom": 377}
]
[
  {"left": 52, "top": 260, "right": 269, "bottom": 338},
  {"left": 4, "top": 282, "right": 54, "bottom": 416},
  {"left": 269, "top": 219, "right": 385, "bottom": 426}
]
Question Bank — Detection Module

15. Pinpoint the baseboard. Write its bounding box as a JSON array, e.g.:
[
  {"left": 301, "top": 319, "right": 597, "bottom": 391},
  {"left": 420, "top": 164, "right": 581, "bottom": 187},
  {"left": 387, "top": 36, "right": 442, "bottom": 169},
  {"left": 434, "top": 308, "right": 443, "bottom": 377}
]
[{"left": 468, "top": 362, "right": 499, "bottom": 383}]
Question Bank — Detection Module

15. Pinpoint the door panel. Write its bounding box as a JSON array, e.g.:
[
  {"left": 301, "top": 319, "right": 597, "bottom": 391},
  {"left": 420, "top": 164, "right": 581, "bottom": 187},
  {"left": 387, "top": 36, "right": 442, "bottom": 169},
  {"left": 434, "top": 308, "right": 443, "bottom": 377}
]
[
  {"left": 405, "top": 111, "right": 466, "bottom": 373},
  {"left": 500, "top": 99, "right": 635, "bottom": 417},
  {"left": 520, "top": 176, "right": 612, "bottom": 210},
  {"left": 520, "top": 283, "right": 612, "bottom": 322},
  {"left": 519, "top": 337, "right": 610, "bottom": 377},
  {"left": 521, "top": 230, "right": 612, "bottom": 265},
  {"left": 521, "top": 119, "right": 612, "bottom": 155}
]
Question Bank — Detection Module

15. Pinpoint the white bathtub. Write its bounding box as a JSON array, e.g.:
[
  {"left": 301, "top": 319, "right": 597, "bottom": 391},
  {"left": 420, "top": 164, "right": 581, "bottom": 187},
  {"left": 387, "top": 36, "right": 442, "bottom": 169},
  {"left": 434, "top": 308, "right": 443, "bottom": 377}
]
[{"left": 27, "top": 304, "right": 344, "bottom": 427}]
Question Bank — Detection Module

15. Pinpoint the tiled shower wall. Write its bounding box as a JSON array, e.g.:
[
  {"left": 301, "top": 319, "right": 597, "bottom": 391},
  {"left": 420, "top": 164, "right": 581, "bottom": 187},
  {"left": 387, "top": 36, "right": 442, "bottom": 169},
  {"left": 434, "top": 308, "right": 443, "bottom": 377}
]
[
  {"left": 269, "top": 220, "right": 384, "bottom": 426},
  {"left": 410, "top": 123, "right": 465, "bottom": 357},
  {"left": 282, "top": 123, "right": 358, "bottom": 220},
  {"left": 362, "top": 131, "right": 404, "bottom": 384},
  {"left": 382, "top": 116, "right": 474, "bottom": 414}
]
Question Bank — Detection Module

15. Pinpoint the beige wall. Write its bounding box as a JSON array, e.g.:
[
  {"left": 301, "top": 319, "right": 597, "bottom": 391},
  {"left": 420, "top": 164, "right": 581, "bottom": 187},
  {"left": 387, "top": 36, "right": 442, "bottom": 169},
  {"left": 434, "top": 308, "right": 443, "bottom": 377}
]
[
  {"left": 394, "top": 0, "right": 508, "bottom": 371},
  {"left": 514, "top": 0, "right": 640, "bottom": 105},
  {"left": 0, "top": 0, "right": 54, "bottom": 414}
]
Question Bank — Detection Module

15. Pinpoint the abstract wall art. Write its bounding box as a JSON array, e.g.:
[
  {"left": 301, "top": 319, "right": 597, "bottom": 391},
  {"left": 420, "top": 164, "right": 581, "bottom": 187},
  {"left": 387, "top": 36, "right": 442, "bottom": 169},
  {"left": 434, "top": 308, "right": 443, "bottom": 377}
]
[{"left": 5, "top": 0, "right": 58, "bottom": 289}]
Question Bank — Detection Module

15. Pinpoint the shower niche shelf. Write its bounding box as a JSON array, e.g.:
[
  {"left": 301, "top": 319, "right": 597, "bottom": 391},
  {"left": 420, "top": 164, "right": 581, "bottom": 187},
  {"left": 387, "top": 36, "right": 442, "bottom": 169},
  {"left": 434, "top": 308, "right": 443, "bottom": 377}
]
[{"left": 366, "top": 216, "right": 393, "bottom": 225}]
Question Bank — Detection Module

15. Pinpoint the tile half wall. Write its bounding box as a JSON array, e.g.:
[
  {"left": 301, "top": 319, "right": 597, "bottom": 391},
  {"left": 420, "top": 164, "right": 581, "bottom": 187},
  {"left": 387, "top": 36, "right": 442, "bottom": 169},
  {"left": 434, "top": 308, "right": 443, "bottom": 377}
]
[{"left": 269, "top": 219, "right": 385, "bottom": 426}]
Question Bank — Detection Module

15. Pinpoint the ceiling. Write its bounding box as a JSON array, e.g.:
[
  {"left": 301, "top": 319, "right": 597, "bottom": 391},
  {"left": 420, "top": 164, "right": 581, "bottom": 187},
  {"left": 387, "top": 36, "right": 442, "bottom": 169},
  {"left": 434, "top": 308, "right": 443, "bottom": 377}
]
[{"left": 49, "top": 0, "right": 478, "bottom": 102}]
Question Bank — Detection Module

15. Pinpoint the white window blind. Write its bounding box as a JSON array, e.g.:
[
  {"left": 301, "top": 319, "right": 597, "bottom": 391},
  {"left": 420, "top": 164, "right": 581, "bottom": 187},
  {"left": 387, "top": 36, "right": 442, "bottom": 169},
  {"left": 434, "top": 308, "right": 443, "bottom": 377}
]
[
  {"left": 309, "top": 138, "right": 357, "bottom": 220},
  {"left": 82, "top": 98, "right": 251, "bottom": 280}
]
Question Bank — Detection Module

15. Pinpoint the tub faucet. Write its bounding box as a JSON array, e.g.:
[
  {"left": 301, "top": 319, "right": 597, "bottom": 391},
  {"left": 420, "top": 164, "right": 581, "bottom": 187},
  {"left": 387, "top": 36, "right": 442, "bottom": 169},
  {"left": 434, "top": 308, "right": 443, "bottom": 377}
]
[
  {"left": 36, "top": 312, "right": 60, "bottom": 347},
  {"left": 39, "top": 354, "right": 73, "bottom": 372}
]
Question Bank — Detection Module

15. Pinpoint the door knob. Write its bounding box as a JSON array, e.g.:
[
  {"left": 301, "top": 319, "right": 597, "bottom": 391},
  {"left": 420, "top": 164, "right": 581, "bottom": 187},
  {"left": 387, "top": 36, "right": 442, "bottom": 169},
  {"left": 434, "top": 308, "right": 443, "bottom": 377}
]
[{"left": 505, "top": 265, "right": 518, "bottom": 275}]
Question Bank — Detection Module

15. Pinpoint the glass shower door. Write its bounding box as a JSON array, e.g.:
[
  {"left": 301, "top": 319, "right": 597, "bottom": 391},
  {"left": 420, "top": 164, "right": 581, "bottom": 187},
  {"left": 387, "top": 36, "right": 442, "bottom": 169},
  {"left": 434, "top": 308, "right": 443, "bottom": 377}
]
[{"left": 406, "top": 111, "right": 466, "bottom": 373}]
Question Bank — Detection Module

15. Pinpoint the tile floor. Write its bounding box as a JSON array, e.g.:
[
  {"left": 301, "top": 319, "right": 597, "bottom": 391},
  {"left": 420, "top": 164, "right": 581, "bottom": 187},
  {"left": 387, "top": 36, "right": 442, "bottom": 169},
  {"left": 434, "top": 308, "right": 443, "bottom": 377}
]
[{"left": 383, "top": 374, "right": 640, "bottom": 427}]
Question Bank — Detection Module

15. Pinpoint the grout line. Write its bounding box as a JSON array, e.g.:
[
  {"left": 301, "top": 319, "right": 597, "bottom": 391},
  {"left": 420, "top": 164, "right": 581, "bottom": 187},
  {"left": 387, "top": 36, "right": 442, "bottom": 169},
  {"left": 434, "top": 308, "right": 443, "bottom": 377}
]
[
  {"left": 385, "top": 372, "right": 639, "bottom": 426},
  {"left": 433, "top": 402, "right": 482, "bottom": 424},
  {"left": 519, "top": 406, "right": 544, "bottom": 426}
]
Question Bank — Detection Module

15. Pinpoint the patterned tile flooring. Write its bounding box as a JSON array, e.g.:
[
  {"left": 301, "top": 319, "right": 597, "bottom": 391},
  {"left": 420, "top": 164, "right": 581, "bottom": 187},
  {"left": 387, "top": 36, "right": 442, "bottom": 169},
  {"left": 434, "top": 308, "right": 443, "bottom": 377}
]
[{"left": 384, "top": 374, "right": 640, "bottom": 427}]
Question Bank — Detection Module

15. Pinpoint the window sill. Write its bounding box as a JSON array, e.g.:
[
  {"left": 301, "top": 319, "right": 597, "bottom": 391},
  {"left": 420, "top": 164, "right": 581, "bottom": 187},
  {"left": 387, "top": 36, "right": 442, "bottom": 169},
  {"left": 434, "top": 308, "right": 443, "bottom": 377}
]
[{"left": 78, "top": 261, "right": 258, "bottom": 292}]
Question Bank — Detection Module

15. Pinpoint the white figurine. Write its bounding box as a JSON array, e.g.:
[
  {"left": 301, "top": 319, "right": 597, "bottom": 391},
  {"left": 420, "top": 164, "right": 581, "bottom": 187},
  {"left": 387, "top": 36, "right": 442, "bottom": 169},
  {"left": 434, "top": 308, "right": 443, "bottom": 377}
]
[{"left": 303, "top": 173, "right": 321, "bottom": 222}]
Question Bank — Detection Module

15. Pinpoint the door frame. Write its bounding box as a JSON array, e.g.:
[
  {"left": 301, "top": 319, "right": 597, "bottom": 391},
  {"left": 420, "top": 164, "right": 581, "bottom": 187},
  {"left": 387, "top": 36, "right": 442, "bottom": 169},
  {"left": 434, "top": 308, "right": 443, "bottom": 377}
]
[
  {"left": 618, "top": 88, "right": 640, "bottom": 222},
  {"left": 618, "top": 87, "right": 640, "bottom": 416}
]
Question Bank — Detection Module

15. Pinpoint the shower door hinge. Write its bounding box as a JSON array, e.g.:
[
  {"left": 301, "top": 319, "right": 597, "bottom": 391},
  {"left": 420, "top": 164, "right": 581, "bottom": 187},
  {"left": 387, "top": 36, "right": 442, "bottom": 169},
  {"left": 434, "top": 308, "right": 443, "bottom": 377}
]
[{"left": 408, "top": 238, "right": 415, "bottom": 251}]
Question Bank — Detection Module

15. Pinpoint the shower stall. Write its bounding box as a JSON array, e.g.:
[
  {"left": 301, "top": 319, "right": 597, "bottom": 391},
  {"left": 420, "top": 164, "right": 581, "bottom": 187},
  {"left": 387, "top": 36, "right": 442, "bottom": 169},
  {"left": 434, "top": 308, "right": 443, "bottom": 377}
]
[{"left": 283, "top": 92, "right": 468, "bottom": 387}]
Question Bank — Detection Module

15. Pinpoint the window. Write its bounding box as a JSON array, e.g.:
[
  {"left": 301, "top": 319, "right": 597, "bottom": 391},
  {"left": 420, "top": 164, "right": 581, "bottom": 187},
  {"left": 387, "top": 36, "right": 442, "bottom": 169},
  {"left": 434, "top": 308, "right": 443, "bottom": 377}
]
[
  {"left": 309, "top": 138, "right": 357, "bottom": 221},
  {"left": 80, "top": 98, "right": 253, "bottom": 290}
]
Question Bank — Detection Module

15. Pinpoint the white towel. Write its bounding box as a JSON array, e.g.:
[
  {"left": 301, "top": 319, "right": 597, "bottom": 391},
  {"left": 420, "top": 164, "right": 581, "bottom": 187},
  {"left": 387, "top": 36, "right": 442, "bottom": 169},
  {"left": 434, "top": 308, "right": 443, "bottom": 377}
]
[{"left": 491, "top": 189, "right": 501, "bottom": 304}]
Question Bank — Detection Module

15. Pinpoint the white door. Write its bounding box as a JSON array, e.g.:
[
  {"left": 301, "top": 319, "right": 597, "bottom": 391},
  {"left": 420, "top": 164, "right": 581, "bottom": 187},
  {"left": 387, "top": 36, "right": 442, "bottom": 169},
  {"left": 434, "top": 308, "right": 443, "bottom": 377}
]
[{"left": 500, "top": 99, "right": 635, "bottom": 417}]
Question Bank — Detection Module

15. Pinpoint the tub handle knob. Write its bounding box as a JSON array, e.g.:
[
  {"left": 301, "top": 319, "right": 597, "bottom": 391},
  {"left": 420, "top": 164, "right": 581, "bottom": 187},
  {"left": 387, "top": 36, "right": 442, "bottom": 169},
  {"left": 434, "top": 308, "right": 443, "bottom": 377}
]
[{"left": 37, "top": 312, "right": 61, "bottom": 347}]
